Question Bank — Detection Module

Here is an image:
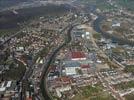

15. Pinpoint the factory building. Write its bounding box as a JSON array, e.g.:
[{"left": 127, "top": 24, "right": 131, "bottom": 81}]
[
  {"left": 70, "top": 51, "right": 86, "bottom": 61},
  {"left": 0, "top": 81, "right": 18, "bottom": 99},
  {"left": 63, "top": 61, "right": 80, "bottom": 75}
]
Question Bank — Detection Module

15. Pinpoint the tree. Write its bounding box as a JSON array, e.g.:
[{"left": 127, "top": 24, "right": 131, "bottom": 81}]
[{"left": 75, "top": 68, "right": 83, "bottom": 75}]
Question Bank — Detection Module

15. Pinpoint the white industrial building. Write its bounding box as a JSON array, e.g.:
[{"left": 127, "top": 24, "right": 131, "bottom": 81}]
[{"left": 63, "top": 61, "right": 80, "bottom": 75}]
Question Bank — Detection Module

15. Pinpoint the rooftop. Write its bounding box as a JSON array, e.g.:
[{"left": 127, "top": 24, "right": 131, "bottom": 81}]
[
  {"left": 71, "top": 51, "right": 86, "bottom": 59},
  {"left": 81, "top": 64, "right": 90, "bottom": 69},
  {"left": 55, "top": 76, "right": 72, "bottom": 84},
  {"left": 64, "top": 61, "right": 80, "bottom": 68}
]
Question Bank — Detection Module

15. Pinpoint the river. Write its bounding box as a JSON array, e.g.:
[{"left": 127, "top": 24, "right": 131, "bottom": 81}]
[{"left": 93, "top": 15, "right": 134, "bottom": 46}]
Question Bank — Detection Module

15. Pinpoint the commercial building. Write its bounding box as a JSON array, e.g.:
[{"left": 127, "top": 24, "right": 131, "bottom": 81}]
[
  {"left": 0, "top": 81, "right": 18, "bottom": 99},
  {"left": 63, "top": 61, "right": 80, "bottom": 75},
  {"left": 80, "top": 64, "right": 91, "bottom": 74}
]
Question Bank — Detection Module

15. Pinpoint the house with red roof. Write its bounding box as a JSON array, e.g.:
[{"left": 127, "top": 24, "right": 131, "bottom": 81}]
[{"left": 80, "top": 64, "right": 91, "bottom": 74}]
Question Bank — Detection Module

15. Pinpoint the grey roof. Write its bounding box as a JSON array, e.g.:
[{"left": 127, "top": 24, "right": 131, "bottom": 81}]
[{"left": 64, "top": 61, "right": 80, "bottom": 67}]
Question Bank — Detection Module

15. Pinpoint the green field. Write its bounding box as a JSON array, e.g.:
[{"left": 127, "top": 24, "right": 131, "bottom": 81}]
[
  {"left": 124, "top": 93, "right": 134, "bottom": 100},
  {"left": 0, "top": 28, "right": 19, "bottom": 37},
  {"left": 0, "top": 61, "right": 26, "bottom": 80},
  {"left": 124, "top": 65, "right": 134, "bottom": 73}
]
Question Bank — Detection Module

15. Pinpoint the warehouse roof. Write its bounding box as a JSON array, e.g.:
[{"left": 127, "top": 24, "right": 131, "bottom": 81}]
[
  {"left": 71, "top": 51, "right": 86, "bottom": 59},
  {"left": 64, "top": 61, "right": 80, "bottom": 67}
]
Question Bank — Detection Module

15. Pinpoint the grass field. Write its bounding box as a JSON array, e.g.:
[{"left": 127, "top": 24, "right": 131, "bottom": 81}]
[
  {"left": 124, "top": 93, "right": 134, "bottom": 100},
  {"left": 124, "top": 65, "right": 134, "bottom": 73},
  {"left": 0, "top": 61, "right": 26, "bottom": 80},
  {"left": 0, "top": 28, "right": 20, "bottom": 37}
]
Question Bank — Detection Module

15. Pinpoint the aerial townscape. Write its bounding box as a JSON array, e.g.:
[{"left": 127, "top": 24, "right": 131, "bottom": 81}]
[{"left": 0, "top": 0, "right": 134, "bottom": 100}]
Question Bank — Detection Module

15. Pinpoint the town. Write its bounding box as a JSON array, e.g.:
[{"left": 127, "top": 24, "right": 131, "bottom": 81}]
[{"left": 0, "top": 0, "right": 134, "bottom": 100}]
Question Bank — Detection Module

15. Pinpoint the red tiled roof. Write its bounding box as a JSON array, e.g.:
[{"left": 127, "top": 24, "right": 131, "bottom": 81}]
[
  {"left": 48, "top": 65, "right": 56, "bottom": 72},
  {"left": 81, "top": 64, "right": 90, "bottom": 68},
  {"left": 55, "top": 76, "right": 72, "bottom": 83},
  {"left": 61, "top": 77, "right": 72, "bottom": 82},
  {"left": 71, "top": 51, "right": 86, "bottom": 59},
  {"left": 26, "top": 97, "right": 32, "bottom": 100}
]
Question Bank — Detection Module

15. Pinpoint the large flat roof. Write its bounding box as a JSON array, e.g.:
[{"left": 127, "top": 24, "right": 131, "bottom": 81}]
[
  {"left": 64, "top": 61, "right": 80, "bottom": 67},
  {"left": 71, "top": 51, "right": 86, "bottom": 59},
  {"left": 0, "top": 87, "right": 6, "bottom": 92}
]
